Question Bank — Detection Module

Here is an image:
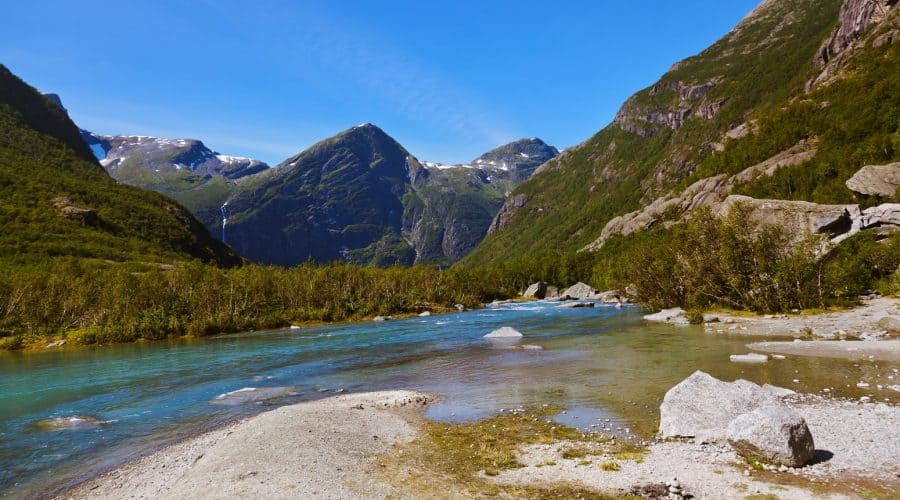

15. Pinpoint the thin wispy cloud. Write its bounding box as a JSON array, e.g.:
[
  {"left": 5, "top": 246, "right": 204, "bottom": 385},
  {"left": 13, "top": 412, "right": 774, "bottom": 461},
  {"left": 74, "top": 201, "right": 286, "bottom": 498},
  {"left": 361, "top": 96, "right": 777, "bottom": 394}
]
[{"left": 256, "top": 5, "right": 516, "bottom": 147}]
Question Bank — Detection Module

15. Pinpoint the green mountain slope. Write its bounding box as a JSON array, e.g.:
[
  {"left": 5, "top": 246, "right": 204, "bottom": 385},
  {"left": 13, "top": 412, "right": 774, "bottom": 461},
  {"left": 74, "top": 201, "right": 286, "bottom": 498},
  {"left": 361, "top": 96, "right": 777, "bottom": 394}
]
[
  {"left": 462, "top": 0, "right": 898, "bottom": 267},
  {"left": 0, "top": 65, "right": 242, "bottom": 266}
]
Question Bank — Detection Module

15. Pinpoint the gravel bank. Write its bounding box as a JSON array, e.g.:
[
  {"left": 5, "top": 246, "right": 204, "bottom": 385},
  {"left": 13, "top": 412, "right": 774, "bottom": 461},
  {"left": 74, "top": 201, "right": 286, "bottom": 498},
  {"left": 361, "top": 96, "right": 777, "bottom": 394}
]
[
  {"left": 706, "top": 297, "right": 899, "bottom": 339},
  {"left": 493, "top": 395, "right": 900, "bottom": 499},
  {"left": 749, "top": 339, "right": 900, "bottom": 362},
  {"left": 60, "top": 391, "right": 432, "bottom": 499}
]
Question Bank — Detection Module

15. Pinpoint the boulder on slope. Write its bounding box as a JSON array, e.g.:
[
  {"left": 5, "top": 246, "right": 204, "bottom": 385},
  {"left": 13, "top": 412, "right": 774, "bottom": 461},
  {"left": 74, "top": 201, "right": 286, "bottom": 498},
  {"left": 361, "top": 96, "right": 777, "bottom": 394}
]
[
  {"left": 561, "top": 282, "right": 597, "bottom": 300},
  {"left": 845, "top": 162, "right": 900, "bottom": 198}
]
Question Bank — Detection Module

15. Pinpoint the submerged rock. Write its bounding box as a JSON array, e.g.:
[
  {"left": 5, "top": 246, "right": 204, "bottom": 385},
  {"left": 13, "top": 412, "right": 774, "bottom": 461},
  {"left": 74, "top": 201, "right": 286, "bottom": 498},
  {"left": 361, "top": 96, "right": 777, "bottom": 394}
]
[
  {"left": 373, "top": 316, "right": 393, "bottom": 322},
  {"left": 484, "top": 327, "right": 523, "bottom": 338},
  {"left": 729, "top": 353, "right": 769, "bottom": 363},
  {"left": 35, "top": 415, "right": 104, "bottom": 431},
  {"left": 727, "top": 405, "right": 815, "bottom": 467},
  {"left": 558, "top": 301, "right": 595, "bottom": 309},
  {"left": 212, "top": 386, "right": 298, "bottom": 405}
]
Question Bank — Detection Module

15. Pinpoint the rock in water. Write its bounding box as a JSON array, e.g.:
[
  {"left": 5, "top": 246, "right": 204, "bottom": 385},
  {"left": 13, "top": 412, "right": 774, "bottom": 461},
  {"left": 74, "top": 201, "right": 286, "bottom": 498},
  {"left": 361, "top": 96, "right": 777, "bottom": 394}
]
[
  {"left": 484, "top": 327, "right": 523, "bottom": 338},
  {"left": 561, "top": 282, "right": 597, "bottom": 300},
  {"left": 727, "top": 405, "right": 815, "bottom": 467},
  {"left": 643, "top": 307, "right": 689, "bottom": 325},
  {"left": 418, "top": 311, "right": 431, "bottom": 317},
  {"left": 373, "top": 316, "right": 392, "bottom": 322},
  {"left": 845, "top": 162, "right": 900, "bottom": 198},
  {"left": 558, "top": 301, "right": 596, "bottom": 309},
  {"left": 729, "top": 353, "right": 769, "bottom": 363},
  {"left": 658, "top": 371, "right": 782, "bottom": 442},
  {"left": 523, "top": 281, "right": 547, "bottom": 299}
]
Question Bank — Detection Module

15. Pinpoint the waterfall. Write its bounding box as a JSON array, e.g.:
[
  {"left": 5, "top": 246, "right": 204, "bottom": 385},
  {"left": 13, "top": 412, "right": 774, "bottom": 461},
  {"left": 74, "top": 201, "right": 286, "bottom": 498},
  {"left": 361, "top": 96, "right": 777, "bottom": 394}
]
[{"left": 220, "top": 201, "right": 229, "bottom": 244}]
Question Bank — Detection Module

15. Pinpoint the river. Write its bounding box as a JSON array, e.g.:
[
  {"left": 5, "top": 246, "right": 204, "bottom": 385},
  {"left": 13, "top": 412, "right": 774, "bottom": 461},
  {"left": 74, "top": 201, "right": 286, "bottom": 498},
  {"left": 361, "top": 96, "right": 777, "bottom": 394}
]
[{"left": 0, "top": 300, "right": 887, "bottom": 497}]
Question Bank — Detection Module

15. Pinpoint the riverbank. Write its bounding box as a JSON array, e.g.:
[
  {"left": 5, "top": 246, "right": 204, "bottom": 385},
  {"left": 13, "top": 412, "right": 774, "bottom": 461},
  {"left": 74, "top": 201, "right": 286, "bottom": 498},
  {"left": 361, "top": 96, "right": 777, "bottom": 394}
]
[
  {"left": 705, "top": 296, "right": 899, "bottom": 339},
  {"left": 60, "top": 388, "right": 900, "bottom": 499},
  {"left": 61, "top": 391, "right": 434, "bottom": 499}
]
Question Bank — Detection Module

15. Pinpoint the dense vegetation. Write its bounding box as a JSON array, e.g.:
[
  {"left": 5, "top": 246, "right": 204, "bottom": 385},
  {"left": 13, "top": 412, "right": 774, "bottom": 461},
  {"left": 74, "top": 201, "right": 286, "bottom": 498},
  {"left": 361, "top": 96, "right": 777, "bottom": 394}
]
[
  {"left": 0, "top": 65, "right": 240, "bottom": 266},
  {"left": 0, "top": 260, "right": 520, "bottom": 350}
]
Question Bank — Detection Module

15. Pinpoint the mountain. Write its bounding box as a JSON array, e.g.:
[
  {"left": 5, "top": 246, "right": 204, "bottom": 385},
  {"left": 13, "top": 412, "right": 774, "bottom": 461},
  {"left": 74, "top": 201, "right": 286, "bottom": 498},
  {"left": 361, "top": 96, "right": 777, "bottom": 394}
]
[
  {"left": 407, "top": 138, "right": 558, "bottom": 264},
  {"left": 0, "top": 65, "right": 241, "bottom": 266},
  {"left": 78, "top": 129, "right": 269, "bottom": 232},
  {"left": 217, "top": 125, "right": 557, "bottom": 266},
  {"left": 82, "top": 116, "right": 556, "bottom": 266},
  {"left": 462, "top": 0, "right": 899, "bottom": 266}
]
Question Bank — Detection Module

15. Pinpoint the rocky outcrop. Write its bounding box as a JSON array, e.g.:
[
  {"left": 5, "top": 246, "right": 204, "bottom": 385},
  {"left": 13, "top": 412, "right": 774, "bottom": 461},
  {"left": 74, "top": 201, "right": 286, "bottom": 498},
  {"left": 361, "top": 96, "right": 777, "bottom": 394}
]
[
  {"left": 613, "top": 77, "right": 725, "bottom": 138},
  {"left": 583, "top": 141, "right": 817, "bottom": 250},
  {"left": 845, "top": 162, "right": 900, "bottom": 198},
  {"left": 717, "top": 195, "right": 861, "bottom": 239},
  {"left": 52, "top": 196, "right": 99, "bottom": 226},
  {"left": 811, "top": 0, "right": 899, "bottom": 87},
  {"left": 487, "top": 194, "right": 529, "bottom": 235},
  {"left": 727, "top": 405, "right": 815, "bottom": 467}
]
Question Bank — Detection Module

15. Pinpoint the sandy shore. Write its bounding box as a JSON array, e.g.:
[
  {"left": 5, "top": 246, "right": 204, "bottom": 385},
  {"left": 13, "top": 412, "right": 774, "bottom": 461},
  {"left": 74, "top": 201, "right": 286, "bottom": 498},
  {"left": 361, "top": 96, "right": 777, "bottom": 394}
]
[{"left": 61, "top": 391, "right": 432, "bottom": 499}]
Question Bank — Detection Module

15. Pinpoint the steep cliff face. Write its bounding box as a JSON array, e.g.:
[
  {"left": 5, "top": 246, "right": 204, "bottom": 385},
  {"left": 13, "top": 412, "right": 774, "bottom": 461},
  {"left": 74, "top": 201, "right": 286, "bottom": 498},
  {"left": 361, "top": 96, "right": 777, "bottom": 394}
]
[
  {"left": 811, "top": 0, "right": 899, "bottom": 86},
  {"left": 463, "top": 0, "right": 900, "bottom": 267}
]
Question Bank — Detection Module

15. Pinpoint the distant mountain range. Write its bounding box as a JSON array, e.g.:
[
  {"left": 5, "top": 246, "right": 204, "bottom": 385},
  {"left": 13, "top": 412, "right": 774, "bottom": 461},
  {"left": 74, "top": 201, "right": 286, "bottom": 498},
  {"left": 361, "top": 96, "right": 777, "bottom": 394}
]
[{"left": 76, "top": 118, "right": 556, "bottom": 266}]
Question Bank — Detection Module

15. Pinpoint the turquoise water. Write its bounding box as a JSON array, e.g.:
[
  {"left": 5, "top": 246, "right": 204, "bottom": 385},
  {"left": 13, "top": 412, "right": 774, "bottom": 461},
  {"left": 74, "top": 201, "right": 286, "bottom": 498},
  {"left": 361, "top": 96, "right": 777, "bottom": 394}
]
[{"left": 0, "top": 301, "right": 892, "bottom": 497}]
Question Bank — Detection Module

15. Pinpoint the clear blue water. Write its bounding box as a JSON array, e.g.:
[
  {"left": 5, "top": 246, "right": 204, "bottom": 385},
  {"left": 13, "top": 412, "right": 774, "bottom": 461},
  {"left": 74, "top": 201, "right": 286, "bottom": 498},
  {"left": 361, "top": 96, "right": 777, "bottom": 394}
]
[{"left": 0, "top": 301, "right": 890, "bottom": 497}]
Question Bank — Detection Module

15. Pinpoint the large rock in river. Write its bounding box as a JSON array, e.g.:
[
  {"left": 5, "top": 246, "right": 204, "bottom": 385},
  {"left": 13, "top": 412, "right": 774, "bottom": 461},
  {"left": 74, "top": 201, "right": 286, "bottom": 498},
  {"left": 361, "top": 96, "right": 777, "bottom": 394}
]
[
  {"left": 561, "top": 282, "right": 597, "bottom": 300},
  {"left": 658, "top": 371, "right": 783, "bottom": 442},
  {"left": 484, "top": 327, "right": 523, "bottom": 338},
  {"left": 845, "top": 162, "right": 900, "bottom": 199},
  {"left": 523, "top": 281, "right": 548, "bottom": 299},
  {"left": 727, "top": 405, "right": 815, "bottom": 467}
]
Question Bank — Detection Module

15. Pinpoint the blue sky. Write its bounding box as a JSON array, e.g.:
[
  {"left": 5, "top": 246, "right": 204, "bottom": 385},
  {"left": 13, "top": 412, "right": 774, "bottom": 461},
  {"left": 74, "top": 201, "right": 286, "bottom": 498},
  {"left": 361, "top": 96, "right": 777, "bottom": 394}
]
[{"left": 2, "top": 1, "right": 759, "bottom": 165}]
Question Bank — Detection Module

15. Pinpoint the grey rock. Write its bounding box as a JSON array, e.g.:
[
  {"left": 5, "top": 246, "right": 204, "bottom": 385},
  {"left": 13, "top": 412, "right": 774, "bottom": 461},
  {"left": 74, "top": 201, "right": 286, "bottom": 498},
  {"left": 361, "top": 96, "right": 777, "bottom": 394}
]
[
  {"left": 545, "top": 285, "right": 560, "bottom": 299},
  {"left": 860, "top": 203, "right": 900, "bottom": 229},
  {"left": 644, "top": 307, "right": 689, "bottom": 325},
  {"left": 878, "top": 315, "right": 900, "bottom": 333},
  {"left": 561, "top": 282, "right": 597, "bottom": 300},
  {"left": 454, "top": 304, "right": 466, "bottom": 312},
  {"left": 558, "top": 301, "right": 596, "bottom": 309},
  {"left": 523, "top": 281, "right": 548, "bottom": 299},
  {"left": 727, "top": 405, "right": 815, "bottom": 467},
  {"left": 762, "top": 384, "right": 797, "bottom": 398},
  {"left": 373, "top": 316, "right": 392, "bottom": 322},
  {"left": 418, "top": 311, "right": 431, "bottom": 317},
  {"left": 658, "top": 371, "right": 783, "bottom": 442},
  {"left": 729, "top": 353, "right": 769, "bottom": 363},
  {"left": 44, "top": 339, "right": 67, "bottom": 348},
  {"left": 845, "top": 163, "right": 900, "bottom": 198},
  {"left": 484, "top": 327, "right": 523, "bottom": 338}
]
